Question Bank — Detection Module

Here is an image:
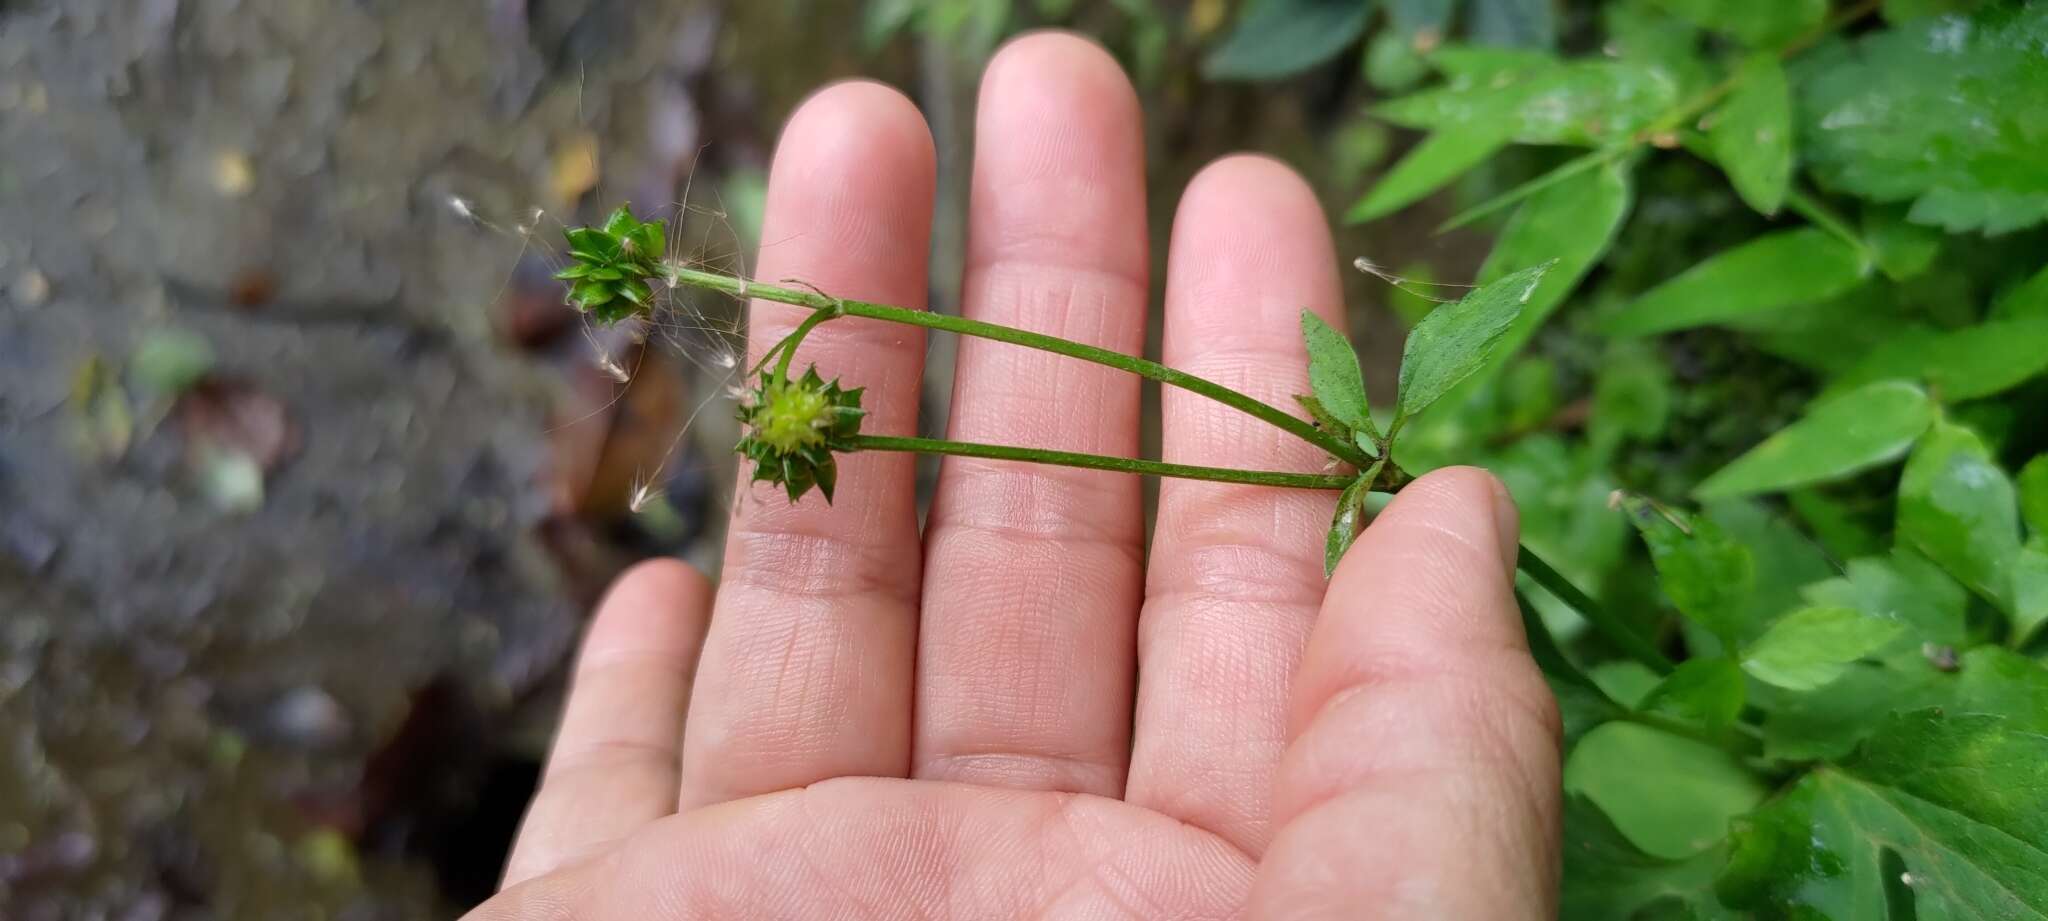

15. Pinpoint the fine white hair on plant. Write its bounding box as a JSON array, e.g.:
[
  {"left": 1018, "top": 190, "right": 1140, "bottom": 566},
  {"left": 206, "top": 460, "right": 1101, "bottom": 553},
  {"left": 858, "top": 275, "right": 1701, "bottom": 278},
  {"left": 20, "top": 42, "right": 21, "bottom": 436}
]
[{"left": 1351, "top": 256, "right": 1477, "bottom": 305}]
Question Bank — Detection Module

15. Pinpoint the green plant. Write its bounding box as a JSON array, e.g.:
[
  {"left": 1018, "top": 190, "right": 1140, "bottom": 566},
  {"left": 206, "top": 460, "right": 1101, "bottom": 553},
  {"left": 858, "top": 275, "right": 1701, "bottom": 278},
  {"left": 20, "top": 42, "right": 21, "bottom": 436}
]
[
  {"left": 1291, "top": 0, "right": 2045, "bottom": 916},
  {"left": 561, "top": 0, "right": 2048, "bottom": 913}
]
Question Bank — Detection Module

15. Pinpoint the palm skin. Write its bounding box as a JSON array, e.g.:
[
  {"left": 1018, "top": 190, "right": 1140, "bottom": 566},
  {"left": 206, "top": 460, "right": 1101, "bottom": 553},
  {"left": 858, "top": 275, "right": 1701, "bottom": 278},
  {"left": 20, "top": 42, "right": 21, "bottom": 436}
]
[{"left": 471, "top": 33, "right": 1562, "bottom": 921}]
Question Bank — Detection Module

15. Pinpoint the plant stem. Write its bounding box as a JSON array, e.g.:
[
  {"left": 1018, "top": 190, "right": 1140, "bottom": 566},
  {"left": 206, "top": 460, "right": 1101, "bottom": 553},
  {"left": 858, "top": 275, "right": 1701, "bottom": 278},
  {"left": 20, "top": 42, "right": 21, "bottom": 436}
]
[
  {"left": 1518, "top": 547, "right": 1674, "bottom": 673},
  {"left": 849, "top": 435, "right": 1359, "bottom": 490},
  {"left": 663, "top": 265, "right": 1376, "bottom": 470}
]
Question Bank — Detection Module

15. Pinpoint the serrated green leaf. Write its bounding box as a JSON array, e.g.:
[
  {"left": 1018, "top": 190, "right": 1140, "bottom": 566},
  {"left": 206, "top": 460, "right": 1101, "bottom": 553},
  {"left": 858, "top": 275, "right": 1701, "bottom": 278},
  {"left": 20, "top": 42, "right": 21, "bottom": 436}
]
[
  {"left": 1759, "top": 646, "right": 2048, "bottom": 761},
  {"left": 1562, "top": 794, "right": 1738, "bottom": 921},
  {"left": 1300, "top": 311, "right": 1371, "bottom": 432},
  {"left": 1622, "top": 498, "right": 1755, "bottom": 646},
  {"left": 1827, "top": 316, "right": 2048, "bottom": 402},
  {"left": 2021, "top": 455, "right": 2048, "bottom": 536},
  {"left": 1475, "top": 159, "right": 1634, "bottom": 371},
  {"left": 1707, "top": 500, "right": 1835, "bottom": 631},
  {"left": 1202, "top": 0, "right": 1373, "bottom": 81},
  {"left": 1708, "top": 55, "right": 1793, "bottom": 215},
  {"left": 1566, "top": 722, "right": 1767, "bottom": 860},
  {"left": 1643, "top": 656, "right": 1746, "bottom": 731},
  {"left": 1655, "top": 0, "right": 1825, "bottom": 47},
  {"left": 1324, "top": 469, "right": 1376, "bottom": 578},
  {"left": 1694, "top": 381, "right": 1934, "bottom": 500},
  {"left": 1294, "top": 394, "right": 1354, "bottom": 446},
  {"left": 1603, "top": 228, "right": 1870, "bottom": 337},
  {"left": 1395, "top": 262, "right": 1552, "bottom": 424},
  {"left": 1802, "top": 550, "right": 1970, "bottom": 649},
  {"left": 1899, "top": 420, "right": 2023, "bottom": 611},
  {"left": 1797, "top": 4, "right": 2048, "bottom": 234},
  {"left": 1375, "top": 60, "right": 1677, "bottom": 146},
  {"left": 1742, "top": 605, "right": 1905, "bottom": 691},
  {"left": 1467, "top": 0, "right": 1557, "bottom": 49},
  {"left": 1722, "top": 710, "right": 2048, "bottom": 919},
  {"left": 1346, "top": 125, "right": 1510, "bottom": 223}
]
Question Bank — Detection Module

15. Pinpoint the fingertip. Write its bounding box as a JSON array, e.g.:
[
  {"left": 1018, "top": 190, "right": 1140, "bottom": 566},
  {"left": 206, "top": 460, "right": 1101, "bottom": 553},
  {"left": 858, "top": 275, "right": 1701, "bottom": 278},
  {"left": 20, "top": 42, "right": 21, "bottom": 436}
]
[
  {"left": 1354, "top": 466, "right": 1518, "bottom": 582},
  {"left": 585, "top": 558, "right": 713, "bottom": 663},
  {"left": 781, "top": 79, "right": 936, "bottom": 179},
  {"left": 983, "top": 30, "right": 1138, "bottom": 118}
]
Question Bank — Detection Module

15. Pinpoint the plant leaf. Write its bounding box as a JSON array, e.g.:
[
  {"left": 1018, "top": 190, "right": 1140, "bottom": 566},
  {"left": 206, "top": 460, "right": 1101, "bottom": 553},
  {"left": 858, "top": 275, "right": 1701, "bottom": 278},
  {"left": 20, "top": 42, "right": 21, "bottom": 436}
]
[
  {"left": 1741, "top": 605, "right": 1905, "bottom": 691},
  {"left": 1395, "top": 261, "right": 1552, "bottom": 424},
  {"left": 1473, "top": 160, "right": 1633, "bottom": 374},
  {"left": 1994, "top": 263, "right": 2048, "bottom": 321},
  {"left": 1300, "top": 311, "right": 1371, "bottom": 432},
  {"left": 1561, "top": 795, "right": 1737, "bottom": 921},
  {"left": 1797, "top": 4, "right": 2048, "bottom": 234},
  {"left": 1565, "top": 722, "right": 1767, "bottom": 860},
  {"left": 1898, "top": 419, "right": 2023, "bottom": 611},
  {"left": 1374, "top": 60, "right": 1677, "bottom": 146},
  {"left": 1801, "top": 549, "right": 1970, "bottom": 649},
  {"left": 1324, "top": 466, "right": 1378, "bottom": 577},
  {"left": 1720, "top": 710, "right": 2048, "bottom": 918},
  {"left": 1201, "top": 0, "right": 1373, "bottom": 81},
  {"left": 1827, "top": 316, "right": 2048, "bottom": 402},
  {"left": 1345, "top": 124, "right": 1510, "bottom": 223},
  {"left": 1693, "top": 380, "right": 1934, "bottom": 500},
  {"left": 1622, "top": 498, "right": 1755, "bottom": 646},
  {"left": 1708, "top": 55, "right": 1793, "bottom": 215},
  {"left": 2021, "top": 455, "right": 2048, "bottom": 537},
  {"left": 1862, "top": 202, "right": 1944, "bottom": 281},
  {"left": 1656, "top": 0, "right": 1826, "bottom": 47},
  {"left": 1602, "top": 227, "right": 1869, "bottom": 336},
  {"left": 1642, "top": 656, "right": 1746, "bottom": 731}
]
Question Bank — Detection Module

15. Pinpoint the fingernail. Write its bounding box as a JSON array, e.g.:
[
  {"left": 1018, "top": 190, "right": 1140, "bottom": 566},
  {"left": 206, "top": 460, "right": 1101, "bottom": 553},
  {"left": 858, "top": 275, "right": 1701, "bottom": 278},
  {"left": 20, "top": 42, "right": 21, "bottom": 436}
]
[{"left": 1487, "top": 474, "right": 1520, "bottom": 579}]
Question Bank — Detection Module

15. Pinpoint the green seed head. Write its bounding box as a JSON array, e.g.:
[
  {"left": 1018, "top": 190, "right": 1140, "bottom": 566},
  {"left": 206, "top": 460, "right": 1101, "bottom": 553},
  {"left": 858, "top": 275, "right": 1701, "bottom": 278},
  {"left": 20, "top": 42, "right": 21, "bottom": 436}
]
[
  {"left": 555, "top": 204, "right": 669, "bottom": 324},
  {"left": 735, "top": 365, "right": 865, "bottom": 503}
]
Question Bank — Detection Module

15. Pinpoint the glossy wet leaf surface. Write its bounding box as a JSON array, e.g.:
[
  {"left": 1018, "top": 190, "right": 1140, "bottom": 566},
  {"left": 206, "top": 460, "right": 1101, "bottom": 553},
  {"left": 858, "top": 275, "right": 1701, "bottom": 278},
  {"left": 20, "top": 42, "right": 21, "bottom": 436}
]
[
  {"left": 1797, "top": 4, "right": 2048, "bottom": 234},
  {"left": 1722, "top": 710, "right": 2048, "bottom": 919}
]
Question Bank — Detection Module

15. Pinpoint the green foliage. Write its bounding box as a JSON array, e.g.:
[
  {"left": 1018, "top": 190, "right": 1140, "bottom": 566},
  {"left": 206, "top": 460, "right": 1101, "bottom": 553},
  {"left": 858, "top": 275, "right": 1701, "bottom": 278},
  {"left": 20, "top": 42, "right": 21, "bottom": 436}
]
[
  {"left": 1694, "top": 381, "right": 1934, "bottom": 500},
  {"left": 1202, "top": 0, "right": 1372, "bottom": 81},
  {"left": 1322, "top": 0, "right": 2048, "bottom": 911},
  {"left": 1394, "top": 261, "right": 1551, "bottom": 426},
  {"left": 1706, "top": 55, "right": 1792, "bottom": 215},
  {"left": 1603, "top": 227, "right": 1870, "bottom": 337},
  {"left": 1565, "top": 722, "right": 1767, "bottom": 860},
  {"left": 1797, "top": 4, "right": 2048, "bottom": 234},
  {"left": 556, "top": 205, "right": 668, "bottom": 324}
]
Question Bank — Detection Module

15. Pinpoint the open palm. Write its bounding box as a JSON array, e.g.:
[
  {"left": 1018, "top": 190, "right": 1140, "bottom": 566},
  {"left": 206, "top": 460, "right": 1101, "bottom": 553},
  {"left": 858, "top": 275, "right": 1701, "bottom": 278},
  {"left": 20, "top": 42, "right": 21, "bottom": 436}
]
[{"left": 473, "top": 33, "right": 1560, "bottom": 921}]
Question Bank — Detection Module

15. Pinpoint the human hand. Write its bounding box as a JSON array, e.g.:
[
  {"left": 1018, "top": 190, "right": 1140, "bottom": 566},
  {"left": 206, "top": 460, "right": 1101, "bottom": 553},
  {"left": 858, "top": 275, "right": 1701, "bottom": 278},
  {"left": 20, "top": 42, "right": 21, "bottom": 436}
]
[{"left": 474, "top": 32, "right": 1560, "bottom": 920}]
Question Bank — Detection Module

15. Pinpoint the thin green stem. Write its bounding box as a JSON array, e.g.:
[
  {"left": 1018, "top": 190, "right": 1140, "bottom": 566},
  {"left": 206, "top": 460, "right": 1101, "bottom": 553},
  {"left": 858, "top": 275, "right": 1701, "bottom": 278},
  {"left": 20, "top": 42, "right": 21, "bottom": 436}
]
[
  {"left": 849, "top": 435, "right": 1359, "bottom": 490},
  {"left": 664, "top": 265, "right": 1375, "bottom": 469},
  {"left": 768, "top": 302, "right": 843, "bottom": 385},
  {"left": 1517, "top": 547, "right": 1674, "bottom": 673}
]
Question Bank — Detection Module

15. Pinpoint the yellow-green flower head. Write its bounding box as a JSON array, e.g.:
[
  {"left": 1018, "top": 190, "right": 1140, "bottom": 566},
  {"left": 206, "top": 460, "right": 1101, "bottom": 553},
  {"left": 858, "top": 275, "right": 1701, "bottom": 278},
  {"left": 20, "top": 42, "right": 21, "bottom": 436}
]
[{"left": 736, "top": 365, "right": 865, "bottom": 503}]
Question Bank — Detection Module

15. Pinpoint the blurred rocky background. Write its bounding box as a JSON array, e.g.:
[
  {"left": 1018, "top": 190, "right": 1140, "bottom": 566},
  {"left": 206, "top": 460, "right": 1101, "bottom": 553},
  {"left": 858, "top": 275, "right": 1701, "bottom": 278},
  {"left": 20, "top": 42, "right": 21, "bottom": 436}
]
[{"left": 0, "top": 0, "right": 1458, "bottom": 916}]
